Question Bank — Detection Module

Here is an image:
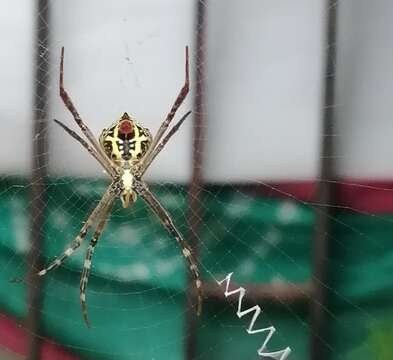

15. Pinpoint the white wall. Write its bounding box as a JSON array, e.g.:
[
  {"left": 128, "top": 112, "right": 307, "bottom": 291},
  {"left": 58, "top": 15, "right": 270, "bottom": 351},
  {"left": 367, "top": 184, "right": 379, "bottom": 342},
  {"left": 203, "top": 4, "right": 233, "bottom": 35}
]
[
  {"left": 204, "top": 0, "right": 324, "bottom": 182},
  {"left": 0, "top": 0, "right": 33, "bottom": 176},
  {"left": 336, "top": 0, "right": 393, "bottom": 178},
  {"left": 1, "top": 0, "right": 393, "bottom": 182}
]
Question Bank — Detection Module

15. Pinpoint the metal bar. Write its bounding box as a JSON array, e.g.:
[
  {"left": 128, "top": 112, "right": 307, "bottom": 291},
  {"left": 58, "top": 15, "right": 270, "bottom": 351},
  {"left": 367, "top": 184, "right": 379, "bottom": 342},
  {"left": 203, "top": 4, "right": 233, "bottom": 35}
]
[
  {"left": 26, "top": 1, "right": 50, "bottom": 359},
  {"left": 185, "top": 1, "right": 207, "bottom": 359},
  {"left": 205, "top": 280, "right": 313, "bottom": 305},
  {"left": 310, "top": 1, "right": 338, "bottom": 359}
]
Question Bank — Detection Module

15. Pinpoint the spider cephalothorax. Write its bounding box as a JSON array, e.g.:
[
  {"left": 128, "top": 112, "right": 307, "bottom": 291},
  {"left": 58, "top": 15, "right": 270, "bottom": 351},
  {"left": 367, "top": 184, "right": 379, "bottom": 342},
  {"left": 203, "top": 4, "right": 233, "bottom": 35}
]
[
  {"left": 28, "top": 46, "right": 202, "bottom": 327},
  {"left": 99, "top": 112, "right": 152, "bottom": 164}
]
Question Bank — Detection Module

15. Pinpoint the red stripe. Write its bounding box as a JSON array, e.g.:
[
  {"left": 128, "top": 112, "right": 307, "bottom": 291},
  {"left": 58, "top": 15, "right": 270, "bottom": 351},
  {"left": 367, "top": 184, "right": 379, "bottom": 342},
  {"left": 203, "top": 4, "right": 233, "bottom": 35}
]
[
  {"left": 336, "top": 180, "right": 393, "bottom": 213},
  {"left": 256, "top": 181, "right": 316, "bottom": 201},
  {"left": 256, "top": 180, "right": 393, "bottom": 213},
  {"left": 0, "top": 313, "right": 78, "bottom": 360}
]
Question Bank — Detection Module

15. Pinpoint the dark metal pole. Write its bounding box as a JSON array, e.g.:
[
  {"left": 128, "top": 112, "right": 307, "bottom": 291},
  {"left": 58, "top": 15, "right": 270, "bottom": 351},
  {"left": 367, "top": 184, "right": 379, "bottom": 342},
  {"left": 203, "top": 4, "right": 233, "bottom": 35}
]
[
  {"left": 310, "top": 1, "right": 338, "bottom": 359},
  {"left": 205, "top": 280, "right": 313, "bottom": 305},
  {"left": 185, "top": 1, "right": 207, "bottom": 359},
  {"left": 26, "top": 1, "right": 50, "bottom": 359}
]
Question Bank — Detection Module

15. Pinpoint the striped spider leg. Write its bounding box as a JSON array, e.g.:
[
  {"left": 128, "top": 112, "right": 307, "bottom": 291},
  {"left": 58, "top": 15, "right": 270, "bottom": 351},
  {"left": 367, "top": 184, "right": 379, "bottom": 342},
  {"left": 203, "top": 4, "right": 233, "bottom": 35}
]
[
  {"left": 80, "top": 200, "right": 114, "bottom": 327},
  {"left": 133, "top": 46, "right": 203, "bottom": 313},
  {"left": 35, "top": 186, "right": 115, "bottom": 279},
  {"left": 59, "top": 47, "right": 113, "bottom": 167},
  {"left": 33, "top": 185, "right": 115, "bottom": 328},
  {"left": 54, "top": 119, "right": 115, "bottom": 176},
  {"left": 133, "top": 179, "right": 203, "bottom": 315},
  {"left": 140, "top": 110, "right": 192, "bottom": 176},
  {"left": 136, "top": 46, "right": 190, "bottom": 175},
  {"left": 13, "top": 45, "right": 202, "bottom": 326}
]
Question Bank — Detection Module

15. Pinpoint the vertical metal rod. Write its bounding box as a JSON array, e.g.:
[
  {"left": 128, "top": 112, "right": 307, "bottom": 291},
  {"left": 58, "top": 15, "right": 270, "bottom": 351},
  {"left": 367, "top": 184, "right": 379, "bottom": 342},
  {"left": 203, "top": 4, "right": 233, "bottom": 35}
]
[
  {"left": 26, "top": 1, "right": 50, "bottom": 359},
  {"left": 310, "top": 1, "right": 338, "bottom": 359},
  {"left": 185, "top": 1, "right": 207, "bottom": 359}
]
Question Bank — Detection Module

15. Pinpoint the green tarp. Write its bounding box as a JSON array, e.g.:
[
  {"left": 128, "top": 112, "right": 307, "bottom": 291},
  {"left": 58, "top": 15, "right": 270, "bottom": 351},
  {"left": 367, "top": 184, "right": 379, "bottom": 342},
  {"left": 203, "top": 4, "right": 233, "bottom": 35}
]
[{"left": 0, "top": 178, "right": 392, "bottom": 359}]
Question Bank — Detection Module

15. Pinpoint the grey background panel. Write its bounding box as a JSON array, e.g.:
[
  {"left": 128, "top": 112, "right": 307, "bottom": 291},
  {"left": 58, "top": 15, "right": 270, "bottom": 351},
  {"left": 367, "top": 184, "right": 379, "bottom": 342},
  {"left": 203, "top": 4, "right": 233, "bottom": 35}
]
[
  {"left": 0, "top": 0, "right": 33, "bottom": 176},
  {"left": 1, "top": 0, "right": 393, "bottom": 182},
  {"left": 204, "top": 0, "right": 325, "bottom": 182},
  {"left": 49, "top": 0, "right": 194, "bottom": 182},
  {"left": 336, "top": 0, "right": 393, "bottom": 179}
]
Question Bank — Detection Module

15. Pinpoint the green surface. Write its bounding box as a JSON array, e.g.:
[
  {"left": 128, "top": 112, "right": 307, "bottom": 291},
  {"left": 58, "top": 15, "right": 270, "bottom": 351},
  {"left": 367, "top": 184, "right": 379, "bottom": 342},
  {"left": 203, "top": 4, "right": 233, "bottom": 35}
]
[{"left": 0, "top": 177, "right": 392, "bottom": 359}]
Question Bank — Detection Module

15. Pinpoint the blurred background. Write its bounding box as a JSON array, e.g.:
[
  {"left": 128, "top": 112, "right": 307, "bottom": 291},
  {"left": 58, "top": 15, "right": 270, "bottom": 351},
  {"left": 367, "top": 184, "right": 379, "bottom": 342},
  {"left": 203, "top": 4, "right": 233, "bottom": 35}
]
[{"left": 1, "top": 0, "right": 393, "bottom": 359}]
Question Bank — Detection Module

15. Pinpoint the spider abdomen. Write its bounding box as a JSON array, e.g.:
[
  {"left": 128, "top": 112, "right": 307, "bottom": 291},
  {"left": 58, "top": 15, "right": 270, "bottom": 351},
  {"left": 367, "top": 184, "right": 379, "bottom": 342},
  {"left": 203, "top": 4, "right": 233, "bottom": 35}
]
[{"left": 99, "top": 112, "right": 152, "bottom": 164}]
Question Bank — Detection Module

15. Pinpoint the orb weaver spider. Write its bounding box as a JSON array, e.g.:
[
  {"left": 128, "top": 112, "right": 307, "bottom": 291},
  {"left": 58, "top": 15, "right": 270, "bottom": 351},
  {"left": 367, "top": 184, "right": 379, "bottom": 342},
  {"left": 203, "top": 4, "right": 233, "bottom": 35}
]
[{"left": 36, "top": 47, "right": 202, "bottom": 327}]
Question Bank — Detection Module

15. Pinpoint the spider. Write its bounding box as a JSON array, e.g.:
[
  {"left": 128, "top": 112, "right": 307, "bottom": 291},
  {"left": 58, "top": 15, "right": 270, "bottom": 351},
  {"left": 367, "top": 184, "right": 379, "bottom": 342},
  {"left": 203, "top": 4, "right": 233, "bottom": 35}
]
[{"left": 35, "top": 46, "right": 202, "bottom": 327}]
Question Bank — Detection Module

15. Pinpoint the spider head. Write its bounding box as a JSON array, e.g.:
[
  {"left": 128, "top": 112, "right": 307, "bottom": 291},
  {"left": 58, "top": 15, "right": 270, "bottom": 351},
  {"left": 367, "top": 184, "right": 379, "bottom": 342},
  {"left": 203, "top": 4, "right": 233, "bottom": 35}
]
[{"left": 99, "top": 112, "right": 152, "bottom": 165}]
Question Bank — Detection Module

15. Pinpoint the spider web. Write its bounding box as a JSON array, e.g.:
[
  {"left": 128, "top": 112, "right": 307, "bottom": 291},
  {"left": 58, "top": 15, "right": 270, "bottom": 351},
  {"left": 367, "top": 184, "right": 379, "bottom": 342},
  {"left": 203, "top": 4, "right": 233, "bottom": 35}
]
[{"left": 1, "top": 0, "right": 393, "bottom": 359}]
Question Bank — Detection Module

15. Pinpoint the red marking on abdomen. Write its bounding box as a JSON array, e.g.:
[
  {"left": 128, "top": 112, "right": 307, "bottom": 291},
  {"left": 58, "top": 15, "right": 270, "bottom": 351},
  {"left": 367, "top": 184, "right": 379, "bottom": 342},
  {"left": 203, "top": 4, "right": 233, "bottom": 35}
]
[{"left": 119, "top": 120, "right": 133, "bottom": 135}]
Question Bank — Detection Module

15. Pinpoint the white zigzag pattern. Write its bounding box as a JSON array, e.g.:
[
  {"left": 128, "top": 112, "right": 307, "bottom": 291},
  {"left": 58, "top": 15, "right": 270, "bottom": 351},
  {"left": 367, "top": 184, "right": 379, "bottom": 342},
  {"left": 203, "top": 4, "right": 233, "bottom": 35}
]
[{"left": 217, "top": 272, "right": 291, "bottom": 359}]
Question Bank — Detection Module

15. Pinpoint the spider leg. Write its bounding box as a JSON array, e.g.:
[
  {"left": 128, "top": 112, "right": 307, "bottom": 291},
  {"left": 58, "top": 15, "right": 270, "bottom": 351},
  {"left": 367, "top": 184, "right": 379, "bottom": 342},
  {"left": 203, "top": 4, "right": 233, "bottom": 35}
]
[
  {"left": 80, "top": 200, "right": 114, "bottom": 327},
  {"left": 133, "top": 179, "right": 203, "bottom": 315},
  {"left": 141, "top": 111, "right": 192, "bottom": 175},
  {"left": 142, "top": 46, "right": 190, "bottom": 165},
  {"left": 36, "top": 187, "right": 114, "bottom": 278},
  {"left": 59, "top": 47, "right": 112, "bottom": 165},
  {"left": 54, "top": 119, "right": 115, "bottom": 177}
]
